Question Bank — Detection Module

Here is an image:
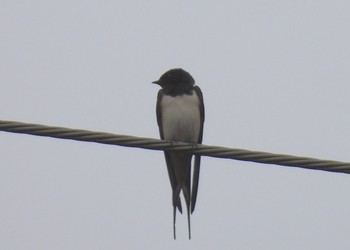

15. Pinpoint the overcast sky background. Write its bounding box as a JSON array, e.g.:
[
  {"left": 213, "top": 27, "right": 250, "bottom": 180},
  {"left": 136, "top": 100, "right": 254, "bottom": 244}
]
[{"left": 1, "top": 1, "right": 350, "bottom": 249}]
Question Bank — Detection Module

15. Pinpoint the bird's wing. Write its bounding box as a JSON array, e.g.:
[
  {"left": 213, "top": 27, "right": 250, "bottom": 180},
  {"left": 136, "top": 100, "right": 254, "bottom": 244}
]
[
  {"left": 191, "top": 85, "right": 205, "bottom": 213},
  {"left": 156, "top": 89, "right": 182, "bottom": 213}
]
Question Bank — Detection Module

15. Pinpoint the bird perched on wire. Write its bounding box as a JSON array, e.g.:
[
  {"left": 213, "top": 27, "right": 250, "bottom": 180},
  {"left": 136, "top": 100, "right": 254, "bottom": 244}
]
[{"left": 152, "top": 68, "right": 205, "bottom": 239}]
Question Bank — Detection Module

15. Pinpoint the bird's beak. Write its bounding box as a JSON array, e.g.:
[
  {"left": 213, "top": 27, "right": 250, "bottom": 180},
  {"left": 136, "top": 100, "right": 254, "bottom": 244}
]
[{"left": 152, "top": 80, "right": 159, "bottom": 84}]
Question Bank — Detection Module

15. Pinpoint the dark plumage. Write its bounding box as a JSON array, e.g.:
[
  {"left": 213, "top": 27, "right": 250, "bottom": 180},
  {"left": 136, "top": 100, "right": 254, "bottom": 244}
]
[{"left": 153, "top": 68, "right": 205, "bottom": 239}]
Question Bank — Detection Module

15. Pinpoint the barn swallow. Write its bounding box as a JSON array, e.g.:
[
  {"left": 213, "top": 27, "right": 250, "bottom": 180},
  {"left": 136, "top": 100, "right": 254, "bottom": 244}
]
[{"left": 152, "top": 68, "right": 205, "bottom": 239}]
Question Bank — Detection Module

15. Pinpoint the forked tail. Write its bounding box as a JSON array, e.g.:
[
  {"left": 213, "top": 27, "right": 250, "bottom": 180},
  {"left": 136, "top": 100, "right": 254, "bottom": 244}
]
[{"left": 173, "top": 184, "right": 191, "bottom": 239}]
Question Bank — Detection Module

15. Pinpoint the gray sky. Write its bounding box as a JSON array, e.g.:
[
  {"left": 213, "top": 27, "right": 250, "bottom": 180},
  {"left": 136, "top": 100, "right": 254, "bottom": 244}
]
[{"left": 1, "top": 0, "right": 350, "bottom": 249}]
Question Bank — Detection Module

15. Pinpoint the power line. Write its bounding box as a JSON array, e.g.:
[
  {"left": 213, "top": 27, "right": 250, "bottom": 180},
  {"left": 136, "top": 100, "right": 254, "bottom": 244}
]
[{"left": 0, "top": 119, "right": 349, "bottom": 174}]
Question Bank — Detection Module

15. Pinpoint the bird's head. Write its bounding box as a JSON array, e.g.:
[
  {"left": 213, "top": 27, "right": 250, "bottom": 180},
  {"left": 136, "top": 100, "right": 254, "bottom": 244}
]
[{"left": 152, "top": 68, "right": 195, "bottom": 94}]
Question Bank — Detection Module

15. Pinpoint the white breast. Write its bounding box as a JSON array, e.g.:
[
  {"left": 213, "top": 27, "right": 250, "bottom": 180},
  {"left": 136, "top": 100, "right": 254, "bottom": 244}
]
[{"left": 161, "top": 92, "right": 201, "bottom": 143}]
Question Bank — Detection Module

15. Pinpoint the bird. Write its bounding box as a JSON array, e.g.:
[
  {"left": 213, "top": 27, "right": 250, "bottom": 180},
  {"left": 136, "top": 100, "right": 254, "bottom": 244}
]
[{"left": 152, "top": 68, "right": 205, "bottom": 239}]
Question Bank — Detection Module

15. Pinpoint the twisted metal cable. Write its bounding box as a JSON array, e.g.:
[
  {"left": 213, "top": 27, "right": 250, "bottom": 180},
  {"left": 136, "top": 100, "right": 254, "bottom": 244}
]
[{"left": 1, "top": 120, "right": 350, "bottom": 174}]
